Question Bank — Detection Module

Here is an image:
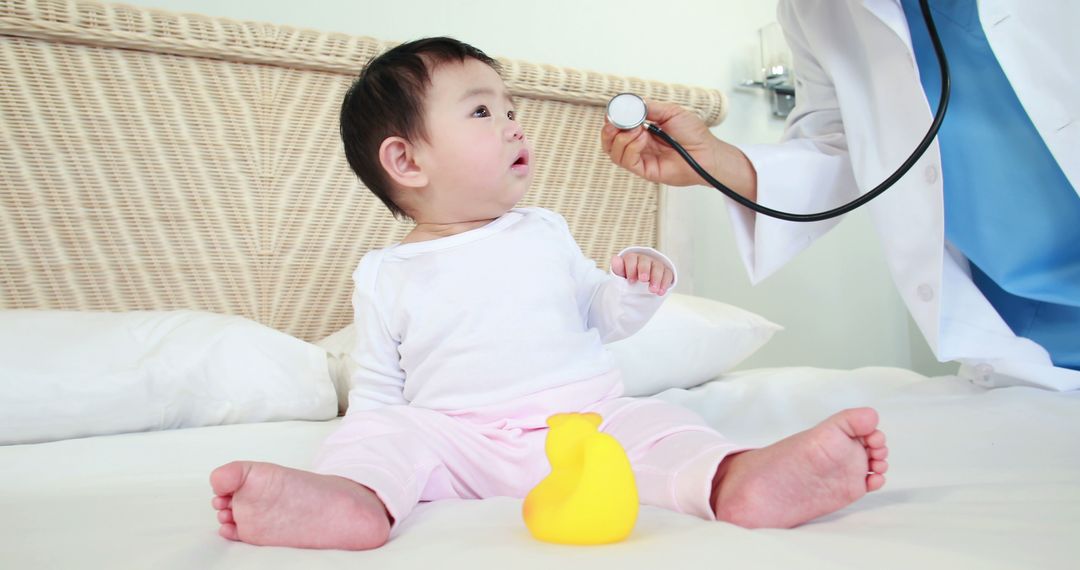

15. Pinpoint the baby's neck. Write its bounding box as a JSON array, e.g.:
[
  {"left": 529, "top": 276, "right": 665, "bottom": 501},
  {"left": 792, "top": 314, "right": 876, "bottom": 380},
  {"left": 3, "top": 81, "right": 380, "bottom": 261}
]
[{"left": 401, "top": 217, "right": 499, "bottom": 244}]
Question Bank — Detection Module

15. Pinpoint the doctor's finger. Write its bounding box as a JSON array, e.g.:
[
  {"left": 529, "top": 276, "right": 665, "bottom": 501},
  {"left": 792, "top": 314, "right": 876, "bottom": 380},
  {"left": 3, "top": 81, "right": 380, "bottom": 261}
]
[
  {"left": 601, "top": 122, "right": 618, "bottom": 155},
  {"left": 644, "top": 99, "right": 689, "bottom": 124},
  {"left": 606, "top": 128, "right": 630, "bottom": 166},
  {"left": 610, "top": 127, "right": 647, "bottom": 170},
  {"left": 607, "top": 127, "right": 635, "bottom": 162},
  {"left": 619, "top": 129, "right": 651, "bottom": 174}
]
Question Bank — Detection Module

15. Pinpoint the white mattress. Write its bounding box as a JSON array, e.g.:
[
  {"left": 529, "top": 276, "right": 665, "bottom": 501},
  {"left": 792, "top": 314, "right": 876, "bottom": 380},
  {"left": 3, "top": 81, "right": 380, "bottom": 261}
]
[{"left": 3, "top": 366, "right": 1079, "bottom": 569}]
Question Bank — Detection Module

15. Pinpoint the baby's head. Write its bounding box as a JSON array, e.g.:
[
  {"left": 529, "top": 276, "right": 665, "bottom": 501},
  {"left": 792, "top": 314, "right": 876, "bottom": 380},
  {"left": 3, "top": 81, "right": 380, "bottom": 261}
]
[{"left": 341, "top": 37, "right": 532, "bottom": 223}]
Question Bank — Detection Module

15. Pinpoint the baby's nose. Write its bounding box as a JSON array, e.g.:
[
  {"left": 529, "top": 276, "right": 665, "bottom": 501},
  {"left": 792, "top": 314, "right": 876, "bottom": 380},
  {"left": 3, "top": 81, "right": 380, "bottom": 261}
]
[{"left": 507, "top": 123, "right": 524, "bottom": 141}]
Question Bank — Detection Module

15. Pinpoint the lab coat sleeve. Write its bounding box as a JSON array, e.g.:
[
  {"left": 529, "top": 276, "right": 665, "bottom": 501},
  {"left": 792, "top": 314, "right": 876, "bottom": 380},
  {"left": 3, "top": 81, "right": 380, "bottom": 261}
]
[
  {"left": 345, "top": 254, "right": 409, "bottom": 412},
  {"left": 727, "top": 0, "right": 862, "bottom": 284}
]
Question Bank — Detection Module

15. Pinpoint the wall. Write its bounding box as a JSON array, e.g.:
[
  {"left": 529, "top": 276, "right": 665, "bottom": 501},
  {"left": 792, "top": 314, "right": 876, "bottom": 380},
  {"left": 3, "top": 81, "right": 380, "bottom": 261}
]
[{"left": 118, "top": 0, "right": 952, "bottom": 375}]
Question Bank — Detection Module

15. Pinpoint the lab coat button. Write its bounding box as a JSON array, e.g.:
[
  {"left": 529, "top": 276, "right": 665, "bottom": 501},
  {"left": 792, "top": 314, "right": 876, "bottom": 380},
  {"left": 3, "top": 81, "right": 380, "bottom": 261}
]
[
  {"left": 924, "top": 164, "right": 939, "bottom": 184},
  {"left": 917, "top": 284, "right": 934, "bottom": 302},
  {"left": 973, "top": 363, "right": 996, "bottom": 386}
]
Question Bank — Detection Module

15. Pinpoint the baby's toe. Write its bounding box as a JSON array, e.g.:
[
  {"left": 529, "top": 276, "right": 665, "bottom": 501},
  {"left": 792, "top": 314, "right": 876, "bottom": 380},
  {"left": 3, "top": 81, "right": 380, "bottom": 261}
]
[
  {"left": 870, "top": 459, "right": 888, "bottom": 474},
  {"left": 866, "top": 473, "right": 886, "bottom": 492},
  {"left": 219, "top": 522, "right": 240, "bottom": 541},
  {"left": 210, "top": 461, "right": 250, "bottom": 497}
]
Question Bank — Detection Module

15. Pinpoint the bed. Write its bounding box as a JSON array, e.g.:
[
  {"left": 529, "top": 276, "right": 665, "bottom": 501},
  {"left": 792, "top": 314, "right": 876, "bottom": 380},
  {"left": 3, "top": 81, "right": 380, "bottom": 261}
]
[{"left": 2, "top": 1, "right": 1079, "bottom": 568}]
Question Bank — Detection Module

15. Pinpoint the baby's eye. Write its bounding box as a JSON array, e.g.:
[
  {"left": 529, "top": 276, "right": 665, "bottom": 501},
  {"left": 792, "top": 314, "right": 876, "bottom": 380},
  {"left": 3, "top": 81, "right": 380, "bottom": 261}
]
[
  {"left": 472, "top": 105, "right": 491, "bottom": 118},
  {"left": 507, "top": 110, "right": 516, "bottom": 121}
]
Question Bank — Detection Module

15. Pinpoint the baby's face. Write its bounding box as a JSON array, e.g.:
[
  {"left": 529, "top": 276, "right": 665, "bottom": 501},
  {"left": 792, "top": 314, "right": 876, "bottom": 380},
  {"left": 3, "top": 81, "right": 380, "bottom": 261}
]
[{"left": 412, "top": 58, "right": 533, "bottom": 221}]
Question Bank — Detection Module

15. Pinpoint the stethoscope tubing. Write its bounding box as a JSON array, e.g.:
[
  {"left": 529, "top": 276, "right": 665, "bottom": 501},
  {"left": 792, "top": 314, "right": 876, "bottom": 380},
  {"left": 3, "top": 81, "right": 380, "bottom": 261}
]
[{"left": 627, "top": 0, "right": 950, "bottom": 222}]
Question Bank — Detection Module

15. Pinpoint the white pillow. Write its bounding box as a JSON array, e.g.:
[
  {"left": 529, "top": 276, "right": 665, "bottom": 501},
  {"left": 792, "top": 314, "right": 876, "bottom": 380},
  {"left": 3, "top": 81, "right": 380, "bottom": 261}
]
[
  {"left": 318, "top": 323, "right": 361, "bottom": 415},
  {"left": 0, "top": 310, "right": 338, "bottom": 445},
  {"left": 605, "top": 294, "right": 781, "bottom": 396},
  {"left": 317, "top": 294, "right": 781, "bottom": 405}
]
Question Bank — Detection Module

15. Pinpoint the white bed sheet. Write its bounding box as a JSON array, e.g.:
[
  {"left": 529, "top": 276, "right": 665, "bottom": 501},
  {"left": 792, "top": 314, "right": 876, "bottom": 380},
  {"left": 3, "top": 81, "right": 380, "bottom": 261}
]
[{"left": 2, "top": 366, "right": 1078, "bottom": 569}]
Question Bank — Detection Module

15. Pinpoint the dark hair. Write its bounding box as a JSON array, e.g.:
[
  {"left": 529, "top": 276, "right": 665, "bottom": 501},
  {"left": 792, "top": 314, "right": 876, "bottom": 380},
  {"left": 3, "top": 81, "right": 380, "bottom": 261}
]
[{"left": 340, "top": 37, "right": 500, "bottom": 220}]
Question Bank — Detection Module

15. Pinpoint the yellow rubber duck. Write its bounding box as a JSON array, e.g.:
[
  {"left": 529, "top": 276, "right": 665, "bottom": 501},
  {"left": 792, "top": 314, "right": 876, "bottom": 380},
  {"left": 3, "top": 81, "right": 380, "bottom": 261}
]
[{"left": 522, "top": 412, "right": 639, "bottom": 545}]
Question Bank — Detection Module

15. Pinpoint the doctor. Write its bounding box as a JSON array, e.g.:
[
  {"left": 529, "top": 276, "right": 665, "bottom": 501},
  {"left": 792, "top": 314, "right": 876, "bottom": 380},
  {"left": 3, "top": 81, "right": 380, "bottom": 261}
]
[{"left": 601, "top": 0, "right": 1079, "bottom": 390}]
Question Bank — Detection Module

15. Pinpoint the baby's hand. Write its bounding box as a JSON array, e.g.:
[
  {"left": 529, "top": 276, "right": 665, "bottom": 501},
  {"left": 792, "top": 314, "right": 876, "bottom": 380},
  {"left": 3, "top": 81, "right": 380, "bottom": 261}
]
[{"left": 610, "top": 252, "right": 674, "bottom": 296}]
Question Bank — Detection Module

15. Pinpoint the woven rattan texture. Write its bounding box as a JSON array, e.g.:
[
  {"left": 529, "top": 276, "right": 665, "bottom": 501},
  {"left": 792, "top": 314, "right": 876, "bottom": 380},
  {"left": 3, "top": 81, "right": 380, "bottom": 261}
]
[{"left": 0, "top": 0, "right": 726, "bottom": 341}]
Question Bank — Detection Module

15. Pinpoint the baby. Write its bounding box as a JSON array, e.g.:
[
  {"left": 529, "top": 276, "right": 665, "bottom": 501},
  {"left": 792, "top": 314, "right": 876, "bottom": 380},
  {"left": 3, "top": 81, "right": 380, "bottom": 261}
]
[{"left": 210, "top": 37, "right": 889, "bottom": 550}]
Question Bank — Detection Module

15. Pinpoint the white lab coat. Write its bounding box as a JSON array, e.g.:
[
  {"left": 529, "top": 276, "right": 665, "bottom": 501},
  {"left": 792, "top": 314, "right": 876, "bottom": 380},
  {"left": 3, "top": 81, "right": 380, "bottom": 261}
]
[{"left": 729, "top": 0, "right": 1080, "bottom": 390}]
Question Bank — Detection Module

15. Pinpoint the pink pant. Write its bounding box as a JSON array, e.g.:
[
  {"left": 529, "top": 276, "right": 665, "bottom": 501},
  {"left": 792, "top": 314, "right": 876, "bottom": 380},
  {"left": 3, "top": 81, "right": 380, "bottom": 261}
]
[{"left": 313, "top": 371, "right": 743, "bottom": 528}]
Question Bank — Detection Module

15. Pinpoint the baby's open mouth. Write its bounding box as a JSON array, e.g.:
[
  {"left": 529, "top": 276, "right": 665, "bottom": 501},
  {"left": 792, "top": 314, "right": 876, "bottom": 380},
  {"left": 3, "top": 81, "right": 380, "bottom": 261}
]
[{"left": 512, "top": 149, "right": 530, "bottom": 168}]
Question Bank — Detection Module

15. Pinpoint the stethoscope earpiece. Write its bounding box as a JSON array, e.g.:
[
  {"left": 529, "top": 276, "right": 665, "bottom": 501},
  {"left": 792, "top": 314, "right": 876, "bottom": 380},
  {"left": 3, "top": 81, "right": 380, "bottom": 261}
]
[{"left": 606, "top": 92, "right": 648, "bottom": 130}]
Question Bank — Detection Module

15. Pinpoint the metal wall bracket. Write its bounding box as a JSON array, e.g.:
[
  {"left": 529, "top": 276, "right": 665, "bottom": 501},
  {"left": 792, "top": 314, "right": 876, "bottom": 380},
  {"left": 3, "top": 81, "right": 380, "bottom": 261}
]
[{"left": 740, "top": 65, "right": 795, "bottom": 118}]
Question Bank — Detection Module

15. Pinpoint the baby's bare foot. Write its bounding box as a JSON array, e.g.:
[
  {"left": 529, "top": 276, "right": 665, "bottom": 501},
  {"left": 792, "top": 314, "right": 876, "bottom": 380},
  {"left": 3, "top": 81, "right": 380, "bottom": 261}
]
[
  {"left": 210, "top": 461, "right": 390, "bottom": 550},
  {"left": 712, "top": 407, "right": 888, "bottom": 528}
]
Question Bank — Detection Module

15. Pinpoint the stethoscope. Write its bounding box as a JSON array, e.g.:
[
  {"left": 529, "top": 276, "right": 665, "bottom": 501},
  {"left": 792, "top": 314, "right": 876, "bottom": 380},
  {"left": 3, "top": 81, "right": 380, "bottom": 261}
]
[{"left": 606, "top": 0, "right": 950, "bottom": 223}]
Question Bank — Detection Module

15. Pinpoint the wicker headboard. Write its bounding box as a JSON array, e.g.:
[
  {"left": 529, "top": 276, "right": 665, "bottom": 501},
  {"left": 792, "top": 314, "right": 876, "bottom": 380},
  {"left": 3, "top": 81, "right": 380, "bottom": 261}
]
[{"left": 0, "top": 0, "right": 726, "bottom": 342}]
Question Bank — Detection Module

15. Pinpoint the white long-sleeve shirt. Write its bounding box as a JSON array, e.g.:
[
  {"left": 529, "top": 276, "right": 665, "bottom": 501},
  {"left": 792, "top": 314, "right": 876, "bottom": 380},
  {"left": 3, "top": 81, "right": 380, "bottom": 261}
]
[{"left": 346, "top": 207, "right": 677, "bottom": 411}]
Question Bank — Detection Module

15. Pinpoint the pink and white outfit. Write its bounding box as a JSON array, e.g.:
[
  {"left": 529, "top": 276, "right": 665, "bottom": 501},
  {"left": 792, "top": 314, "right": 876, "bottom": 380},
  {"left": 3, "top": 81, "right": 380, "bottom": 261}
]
[{"left": 314, "top": 207, "right": 744, "bottom": 528}]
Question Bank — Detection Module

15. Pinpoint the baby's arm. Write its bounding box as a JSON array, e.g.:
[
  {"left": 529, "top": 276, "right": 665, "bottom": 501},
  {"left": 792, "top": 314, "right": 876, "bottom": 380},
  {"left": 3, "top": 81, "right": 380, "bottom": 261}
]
[
  {"left": 538, "top": 210, "right": 677, "bottom": 343},
  {"left": 577, "top": 245, "right": 677, "bottom": 343},
  {"left": 346, "top": 253, "right": 408, "bottom": 412}
]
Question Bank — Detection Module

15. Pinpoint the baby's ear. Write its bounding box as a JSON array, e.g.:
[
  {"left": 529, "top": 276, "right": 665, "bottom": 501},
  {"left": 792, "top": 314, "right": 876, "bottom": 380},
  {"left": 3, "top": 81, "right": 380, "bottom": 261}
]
[{"left": 379, "top": 136, "right": 427, "bottom": 188}]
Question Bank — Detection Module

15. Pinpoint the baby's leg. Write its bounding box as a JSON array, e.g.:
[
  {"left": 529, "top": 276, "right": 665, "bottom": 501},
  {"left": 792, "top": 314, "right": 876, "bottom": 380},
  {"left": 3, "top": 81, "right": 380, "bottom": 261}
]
[
  {"left": 711, "top": 407, "right": 888, "bottom": 528},
  {"left": 592, "top": 398, "right": 887, "bottom": 528},
  {"left": 210, "top": 461, "right": 390, "bottom": 550}
]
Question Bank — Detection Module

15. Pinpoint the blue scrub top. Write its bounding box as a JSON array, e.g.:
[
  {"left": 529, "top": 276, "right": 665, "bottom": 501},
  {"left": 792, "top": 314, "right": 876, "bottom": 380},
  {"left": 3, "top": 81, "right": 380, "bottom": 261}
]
[{"left": 901, "top": 0, "right": 1080, "bottom": 370}]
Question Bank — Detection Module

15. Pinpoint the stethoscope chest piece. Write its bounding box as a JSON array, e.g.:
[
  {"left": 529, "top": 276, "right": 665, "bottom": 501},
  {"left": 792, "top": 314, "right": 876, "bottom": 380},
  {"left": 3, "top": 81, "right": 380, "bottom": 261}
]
[{"left": 606, "top": 93, "right": 648, "bottom": 130}]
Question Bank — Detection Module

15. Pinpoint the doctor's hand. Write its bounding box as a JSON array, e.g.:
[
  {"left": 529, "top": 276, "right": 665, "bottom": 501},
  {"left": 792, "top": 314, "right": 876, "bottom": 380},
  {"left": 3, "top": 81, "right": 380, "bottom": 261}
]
[
  {"left": 600, "top": 99, "right": 758, "bottom": 201},
  {"left": 610, "top": 251, "right": 673, "bottom": 296}
]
